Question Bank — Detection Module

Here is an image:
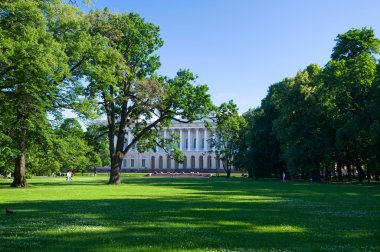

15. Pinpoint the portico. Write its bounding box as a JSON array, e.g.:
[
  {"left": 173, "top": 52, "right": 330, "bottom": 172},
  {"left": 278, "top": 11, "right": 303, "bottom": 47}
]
[{"left": 122, "top": 120, "right": 222, "bottom": 171}]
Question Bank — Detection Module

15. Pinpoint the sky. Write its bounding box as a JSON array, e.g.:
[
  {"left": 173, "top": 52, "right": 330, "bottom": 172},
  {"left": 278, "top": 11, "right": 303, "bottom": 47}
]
[{"left": 78, "top": 0, "right": 380, "bottom": 113}]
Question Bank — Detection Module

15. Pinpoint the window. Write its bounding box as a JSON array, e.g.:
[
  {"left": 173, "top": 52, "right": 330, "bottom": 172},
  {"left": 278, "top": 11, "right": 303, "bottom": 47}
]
[
  {"left": 193, "top": 138, "right": 196, "bottom": 149},
  {"left": 122, "top": 159, "right": 127, "bottom": 168},
  {"left": 142, "top": 159, "right": 146, "bottom": 167},
  {"left": 131, "top": 159, "right": 134, "bottom": 167},
  {"left": 202, "top": 138, "right": 205, "bottom": 149},
  {"left": 186, "top": 138, "right": 188, "bottom": 149}
]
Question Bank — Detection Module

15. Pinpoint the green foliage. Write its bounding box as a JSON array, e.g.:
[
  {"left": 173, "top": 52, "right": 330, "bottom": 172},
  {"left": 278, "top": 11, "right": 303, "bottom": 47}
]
[
  {"left": 272, "top": 65, "right": 332, "bottom": 180},
  {"left": 86, "top": 9, "right": 214, "bottom": 184},
  {"left": 331, "top": 27, "right": 380, "bottom": 60},
  {"left": 54, "top": 118, "right": 101, "bottom": 172},
  {"left": 0, "top": 0, "right": 95, "bottom": 186},
  {"left": 246, "top": 27, "right": 380, "bottom": 181},
  {"left": 1, "top": 1, "right": 213, "bottom": 185},
  {"left": 85, "top": 124, "right": 110, "bottom": 167},
  {"left": 209, "top": 101, "right": 246, "bottom": 178},
  {"left": 243, "top": 86, "right": 285, "bottom": 178}
]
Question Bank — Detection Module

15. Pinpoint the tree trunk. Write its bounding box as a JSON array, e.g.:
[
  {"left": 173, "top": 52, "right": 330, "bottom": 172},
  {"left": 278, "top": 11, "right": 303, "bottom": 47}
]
[
  {"left": 223, "top": 160, "right": 231, "bottom": 178},
  {"left": 356, "top": 160, "right": 365, "bottom": 183},
  {"left": 366, "top": 166, "right": 371, "bottom": 183},
  {"left": 331, "top": 161, "right": 337, "bottom": 181},
  {"left": 337, "top": 159, "right": 343, "bottom": 182},
  {"left": 109, "top": 154, "right": 122, "bottom": 184},
  {"left": 11, "top": 152, "right": 27, "bottom": 187},
  {"left": 226, "top": 166, "right": 231, "bottom": 178},
  {"left": 325, "top": 165, "right": 331, "bottom": 181},
  {"left": 346, "top": 155, "right": 352, "bottom": 181},
  {"left": 374, "top": 170, "right": 379, "bottom": 181},
  {"left": 247, "top": 165, "right": 254, "bottom": 179}
]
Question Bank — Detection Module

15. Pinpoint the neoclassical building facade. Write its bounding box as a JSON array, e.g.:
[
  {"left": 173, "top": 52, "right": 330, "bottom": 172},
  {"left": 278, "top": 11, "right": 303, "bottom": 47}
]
[{"left": 122, "top": 120, "right": 222, "bottom": 172}]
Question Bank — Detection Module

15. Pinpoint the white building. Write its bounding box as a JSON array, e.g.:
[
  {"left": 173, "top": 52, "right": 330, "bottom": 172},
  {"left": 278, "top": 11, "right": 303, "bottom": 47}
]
[{"left": 122, "top": 120, "right": 223, "bottom": 172}]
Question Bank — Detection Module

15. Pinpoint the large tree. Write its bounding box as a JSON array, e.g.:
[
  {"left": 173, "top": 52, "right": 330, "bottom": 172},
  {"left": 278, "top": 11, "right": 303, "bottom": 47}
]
[
  {"left": 0, "top": 0, "right": 93, "bottom": 186},
  {"left": 244, "top": 83, "right": 285, "bottom": 178},
  {"left": 86, "top": 9, "right": 213, "bottom": 184},
  {"left": 208, "top": 101, "right": 246, "bottom": 178},
  {"left": 324, "top": 28, "right": 380, "bottom": 181},
  {"left": 272, "top": 65, "right": 333, "bottom": 181}
]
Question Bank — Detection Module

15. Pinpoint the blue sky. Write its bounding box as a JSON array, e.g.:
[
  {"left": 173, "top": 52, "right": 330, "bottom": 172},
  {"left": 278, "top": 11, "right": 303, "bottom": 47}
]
[{"left": 78, "top": 0, "right": 380, "bottom": 113}]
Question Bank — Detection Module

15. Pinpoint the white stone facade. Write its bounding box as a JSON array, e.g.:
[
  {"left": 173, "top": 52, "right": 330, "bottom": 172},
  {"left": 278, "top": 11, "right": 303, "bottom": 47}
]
[{"left": 122, "top": 120, "right": 222, "bottom": 171}]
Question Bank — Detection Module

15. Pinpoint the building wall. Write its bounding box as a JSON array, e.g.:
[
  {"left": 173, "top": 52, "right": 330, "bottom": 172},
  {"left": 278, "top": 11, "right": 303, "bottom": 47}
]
[{"left": 122, "top": 120, "right": 223, "bottom": 171}]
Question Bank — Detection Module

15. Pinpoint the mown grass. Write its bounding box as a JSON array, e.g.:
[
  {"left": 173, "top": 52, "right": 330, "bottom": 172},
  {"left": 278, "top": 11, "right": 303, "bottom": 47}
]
[{"left": 0, "top": 175, "right": 379, "bottom": 251}]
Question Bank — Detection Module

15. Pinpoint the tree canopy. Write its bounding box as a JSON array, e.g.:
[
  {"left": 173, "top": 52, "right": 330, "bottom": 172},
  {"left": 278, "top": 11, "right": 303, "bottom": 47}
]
[{"left": 244, "top": 27, "right": 380, "bottom": 181}]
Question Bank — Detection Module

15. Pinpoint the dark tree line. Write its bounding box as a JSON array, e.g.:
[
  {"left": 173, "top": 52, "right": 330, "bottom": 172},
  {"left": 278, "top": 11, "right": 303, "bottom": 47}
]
[{"left": 240, "top": 28, "right": 380, "bottom": 182}]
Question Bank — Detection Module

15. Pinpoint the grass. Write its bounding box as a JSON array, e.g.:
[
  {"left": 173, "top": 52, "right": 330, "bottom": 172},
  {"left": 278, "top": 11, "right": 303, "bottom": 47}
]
[{"left": 0, "top": 175, "right": 379, "bottom": 252}]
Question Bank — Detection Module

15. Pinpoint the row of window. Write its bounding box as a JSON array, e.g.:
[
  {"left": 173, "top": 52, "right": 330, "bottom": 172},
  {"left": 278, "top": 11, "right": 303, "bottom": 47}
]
[
  {"left": 122, "top": 155, "right": 220, "bottom": 169},
  {"left": 124, "top": 138, "right": 210, "bottom": 150}
]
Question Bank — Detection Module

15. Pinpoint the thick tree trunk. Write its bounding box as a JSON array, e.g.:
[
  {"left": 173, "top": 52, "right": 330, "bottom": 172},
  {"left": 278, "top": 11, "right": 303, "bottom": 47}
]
[
  {"left": 11, "top": 152, "right": 27, "bottom": 187},
  {"left": 109, "top": 154, "right": 122, "bottom": 184}
]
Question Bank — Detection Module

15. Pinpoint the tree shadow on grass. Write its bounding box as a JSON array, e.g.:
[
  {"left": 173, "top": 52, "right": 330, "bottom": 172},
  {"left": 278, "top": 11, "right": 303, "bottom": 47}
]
[{"left": 1, "top": 190, "right": 379, "bottom": 251}]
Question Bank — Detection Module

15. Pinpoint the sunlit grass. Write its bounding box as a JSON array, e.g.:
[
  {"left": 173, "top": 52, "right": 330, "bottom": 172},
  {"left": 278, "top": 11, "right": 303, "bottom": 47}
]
[{"left": 0, "top": 175, "right": 379, "bottom": 251}]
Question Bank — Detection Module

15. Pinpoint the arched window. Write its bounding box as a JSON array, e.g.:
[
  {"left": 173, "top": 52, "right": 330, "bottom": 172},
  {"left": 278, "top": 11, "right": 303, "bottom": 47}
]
[
  {"left": 216, "top": 157, "right": 220, "bottom": 169},
  {"left": 191, "top": 156, "right": 195, "bottom": 169},
  {"left": 141, "top": 156, "right": 146, "bottom": 168},
  {"left": 166, "top": 156, "right": 171, "bottom": 170},
  {"left": 199, "top": 156, "right": 203, "bottom": 170},
  {"left": 159, "top": 156, "right": 163, "bottom": 170},
  {"left": 207, "top": 155, "right": 212, "bottom": 169},
  {"left": 151, "top": 156, "right": 156, "bottom": 170}
]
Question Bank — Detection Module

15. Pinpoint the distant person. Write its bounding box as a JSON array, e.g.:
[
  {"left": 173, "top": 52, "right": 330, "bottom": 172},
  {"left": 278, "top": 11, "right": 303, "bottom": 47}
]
[
  {"left": 66, "top": 171, "right": 72, "bottom": 181},
  {"left": 282, "top": 172, "right": 286, "bottom": 182}
]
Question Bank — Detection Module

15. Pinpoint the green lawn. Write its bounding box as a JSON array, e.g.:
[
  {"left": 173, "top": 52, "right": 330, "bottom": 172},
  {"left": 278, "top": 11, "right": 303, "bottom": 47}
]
[{"left": 0, "top": 175, "right": 379, "bottom": 252}]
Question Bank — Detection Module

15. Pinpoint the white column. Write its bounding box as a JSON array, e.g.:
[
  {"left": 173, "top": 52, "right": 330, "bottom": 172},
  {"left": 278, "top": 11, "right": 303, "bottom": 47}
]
[
  {"left": 187, "top": 128, "right": 191, "bottom": 151},
  {"left": 180, "top": 129, "right": 183, "bottom": 150},
  {"left": 212, "top": 127, "right": 216, "bottom": 151},
  {"left": 204, "top": 128, "right": 208, "bottom": 151},
  {"left": 196, "top": 128, "right": 199, "bottom": 151},
  {"left": 171, "top": 159, "right": 175, "bottom": 170}
]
